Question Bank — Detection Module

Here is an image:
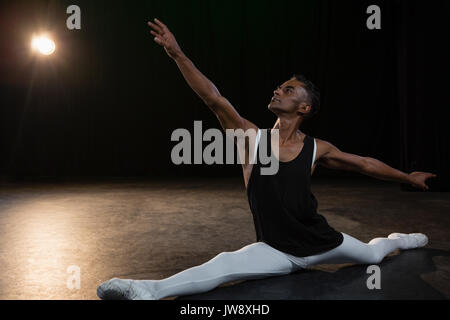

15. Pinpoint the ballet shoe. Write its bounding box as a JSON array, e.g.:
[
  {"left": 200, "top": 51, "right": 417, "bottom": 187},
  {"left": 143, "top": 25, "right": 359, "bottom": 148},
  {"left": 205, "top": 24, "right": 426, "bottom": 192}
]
[
  {"left": 388, "top": 232, "right": 429, "bottom": 249},
  {"left": 97, "top": 278, "right": 157, "bottom": 300}
]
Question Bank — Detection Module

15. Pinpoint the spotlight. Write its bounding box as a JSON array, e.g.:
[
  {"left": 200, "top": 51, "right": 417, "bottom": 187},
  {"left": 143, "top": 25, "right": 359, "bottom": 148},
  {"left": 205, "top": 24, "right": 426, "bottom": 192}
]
[{"left": 31, "top": 35, "right": 56, "bottom": 55}]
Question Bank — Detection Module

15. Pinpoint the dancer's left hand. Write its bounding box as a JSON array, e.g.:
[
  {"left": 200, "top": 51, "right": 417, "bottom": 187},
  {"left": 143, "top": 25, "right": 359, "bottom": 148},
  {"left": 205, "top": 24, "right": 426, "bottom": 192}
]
[{"left": 408, "top": 171, "right": 437, "bottom": 191}]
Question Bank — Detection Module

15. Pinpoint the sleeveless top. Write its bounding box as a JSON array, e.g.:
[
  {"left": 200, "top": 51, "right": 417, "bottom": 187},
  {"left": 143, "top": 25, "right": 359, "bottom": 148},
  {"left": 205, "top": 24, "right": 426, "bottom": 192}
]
[{"left": 246, "top": 129, "right": 344, "bottom": 257}]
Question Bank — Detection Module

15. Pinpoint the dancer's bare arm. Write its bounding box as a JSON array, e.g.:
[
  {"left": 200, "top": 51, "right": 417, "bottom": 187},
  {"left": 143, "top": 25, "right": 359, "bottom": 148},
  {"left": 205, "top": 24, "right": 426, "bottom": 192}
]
[
  {"left": 148, "top": 18, "right": 257, "bottom": 133},
  {"left": 315, "top": 139, "right": 437, "bottom": 191}
]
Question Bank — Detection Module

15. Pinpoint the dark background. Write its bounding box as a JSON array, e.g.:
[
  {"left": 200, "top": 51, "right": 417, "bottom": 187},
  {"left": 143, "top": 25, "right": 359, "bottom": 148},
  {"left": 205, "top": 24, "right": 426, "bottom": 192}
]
[{"left": 0, "top": 0, "right": 449, "bottom": 190}]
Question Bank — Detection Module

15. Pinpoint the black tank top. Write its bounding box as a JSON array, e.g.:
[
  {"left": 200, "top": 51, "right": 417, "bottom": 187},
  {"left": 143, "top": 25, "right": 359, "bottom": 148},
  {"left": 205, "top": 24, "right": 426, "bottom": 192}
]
[{"left": 247, "top": 129, "right": 344, "bottom": 257}]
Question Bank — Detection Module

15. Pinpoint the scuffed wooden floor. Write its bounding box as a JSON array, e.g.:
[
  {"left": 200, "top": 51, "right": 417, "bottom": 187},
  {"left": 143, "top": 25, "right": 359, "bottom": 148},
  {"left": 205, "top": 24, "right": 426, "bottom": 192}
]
[{"left": 0, "top": 176, "right": 449, "bottom": 299}]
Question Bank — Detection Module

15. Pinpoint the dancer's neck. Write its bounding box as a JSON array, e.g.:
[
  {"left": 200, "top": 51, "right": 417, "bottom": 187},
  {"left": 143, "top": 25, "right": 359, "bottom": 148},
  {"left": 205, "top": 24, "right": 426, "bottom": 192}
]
[{"left": 272, "top": 117, "right": 303, "bottom": 145}]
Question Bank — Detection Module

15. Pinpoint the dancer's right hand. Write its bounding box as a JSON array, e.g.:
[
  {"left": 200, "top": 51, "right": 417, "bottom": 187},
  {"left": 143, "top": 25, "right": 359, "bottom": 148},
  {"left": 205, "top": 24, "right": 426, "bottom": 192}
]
[{"left": 148, "top": 18, "right": 183, "bottom": 59}]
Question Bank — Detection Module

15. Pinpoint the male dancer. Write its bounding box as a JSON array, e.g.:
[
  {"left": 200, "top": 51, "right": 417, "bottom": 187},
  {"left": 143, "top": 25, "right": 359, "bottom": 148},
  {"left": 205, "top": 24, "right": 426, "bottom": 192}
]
[{"left": 97, "top": 18, "right": 437, "bottom": 300}]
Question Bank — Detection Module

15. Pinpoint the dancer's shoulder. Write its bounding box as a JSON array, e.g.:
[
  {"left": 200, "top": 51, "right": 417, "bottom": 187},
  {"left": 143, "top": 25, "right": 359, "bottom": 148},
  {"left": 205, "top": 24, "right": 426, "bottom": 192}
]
[{"left": 312, "top": 138, "right": 335, "bottom": 162}]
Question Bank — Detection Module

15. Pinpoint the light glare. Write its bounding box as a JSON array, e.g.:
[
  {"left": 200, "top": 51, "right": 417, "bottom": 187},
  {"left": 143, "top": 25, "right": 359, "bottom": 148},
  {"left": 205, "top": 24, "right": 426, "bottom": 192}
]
[{"left": 31, "top": 35, "right": 56, "bottom": 55}]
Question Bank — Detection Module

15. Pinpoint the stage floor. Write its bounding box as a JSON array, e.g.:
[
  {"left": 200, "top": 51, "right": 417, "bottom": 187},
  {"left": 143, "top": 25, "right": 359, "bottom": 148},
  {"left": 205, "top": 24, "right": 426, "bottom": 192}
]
[{"left": 0, "top": 176, "right": 449, "bottom": 300}]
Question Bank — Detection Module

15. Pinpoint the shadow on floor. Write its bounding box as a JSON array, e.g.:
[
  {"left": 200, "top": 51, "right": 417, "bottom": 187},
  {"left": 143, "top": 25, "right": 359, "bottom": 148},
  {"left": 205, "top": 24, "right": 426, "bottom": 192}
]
[{"left": 177, "top": 248, "right": 450, "bottom": 300}]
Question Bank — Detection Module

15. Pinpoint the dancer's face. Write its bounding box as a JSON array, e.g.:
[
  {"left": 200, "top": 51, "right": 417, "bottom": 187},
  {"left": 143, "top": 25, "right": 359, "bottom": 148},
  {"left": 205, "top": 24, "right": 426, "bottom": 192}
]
[{"left": 268, "top": 78, "right": 311, "bottom": 117}]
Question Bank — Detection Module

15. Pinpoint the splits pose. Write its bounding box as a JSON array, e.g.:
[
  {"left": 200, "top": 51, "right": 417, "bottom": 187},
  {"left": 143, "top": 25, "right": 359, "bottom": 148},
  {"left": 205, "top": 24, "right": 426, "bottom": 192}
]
[{"left": 97, "top": 18, "right": 437, "bottom": 300}]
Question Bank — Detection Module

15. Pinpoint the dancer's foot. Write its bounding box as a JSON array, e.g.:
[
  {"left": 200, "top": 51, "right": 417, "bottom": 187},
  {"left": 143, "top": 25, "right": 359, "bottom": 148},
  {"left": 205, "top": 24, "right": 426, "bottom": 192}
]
[
  {"left": 97, "top": 278, "right": 157, "bottom": 300},
  {"left": 388, "top": 233, "right": 429, "bottom": 249}
]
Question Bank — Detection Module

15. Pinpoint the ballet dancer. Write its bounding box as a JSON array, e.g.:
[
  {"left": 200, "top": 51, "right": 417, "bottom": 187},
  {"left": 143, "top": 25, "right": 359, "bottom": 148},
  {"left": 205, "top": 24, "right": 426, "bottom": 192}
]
[{"left": 96, "top": 18, "right": 437, "bottom": 300}]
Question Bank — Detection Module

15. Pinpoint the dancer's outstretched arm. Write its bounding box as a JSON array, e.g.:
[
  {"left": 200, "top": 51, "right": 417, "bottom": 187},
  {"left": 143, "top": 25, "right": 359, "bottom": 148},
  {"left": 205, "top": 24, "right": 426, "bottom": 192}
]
[
  {"left": 147, "top": 18, "right": 257, "bottom": 133},
  {"left": 315, "top": 139, "right": 437, "bottom": 191}
]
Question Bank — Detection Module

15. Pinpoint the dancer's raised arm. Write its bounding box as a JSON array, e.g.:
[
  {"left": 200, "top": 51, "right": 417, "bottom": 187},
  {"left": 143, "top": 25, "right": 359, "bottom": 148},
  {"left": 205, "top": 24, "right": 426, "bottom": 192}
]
[{"left": 148, "top": 18, "right": 257, "bottom": 133}]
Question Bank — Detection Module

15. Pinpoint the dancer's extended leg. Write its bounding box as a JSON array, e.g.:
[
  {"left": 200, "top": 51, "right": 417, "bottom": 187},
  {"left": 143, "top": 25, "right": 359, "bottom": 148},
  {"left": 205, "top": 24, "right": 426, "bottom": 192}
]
[
  {"left": 97, "top": 242, "right": 295, "bottom": 300},
  {"left": 285, "top": 232, "right": 428, "bottom": 268}
]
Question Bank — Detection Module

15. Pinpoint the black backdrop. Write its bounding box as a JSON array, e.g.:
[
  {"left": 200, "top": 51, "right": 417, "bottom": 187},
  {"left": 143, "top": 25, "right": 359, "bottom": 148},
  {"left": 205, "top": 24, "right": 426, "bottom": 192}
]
[{"left": 0, "top": 0, "right": 449, "bottom": 190}]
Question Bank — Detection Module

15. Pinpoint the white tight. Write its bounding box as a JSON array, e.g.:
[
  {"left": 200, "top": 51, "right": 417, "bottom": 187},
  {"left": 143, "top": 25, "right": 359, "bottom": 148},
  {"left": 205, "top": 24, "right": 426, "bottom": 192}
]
[{"left": 138, "top": 233, "right": 408, "bottom": 299}]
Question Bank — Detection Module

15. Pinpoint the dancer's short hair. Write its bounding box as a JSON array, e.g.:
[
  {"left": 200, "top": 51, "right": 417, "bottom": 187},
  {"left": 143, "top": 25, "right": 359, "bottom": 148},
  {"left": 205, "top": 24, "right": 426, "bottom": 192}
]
[{"left": 291, "top": 74, "right": 320, "bottom": 119}]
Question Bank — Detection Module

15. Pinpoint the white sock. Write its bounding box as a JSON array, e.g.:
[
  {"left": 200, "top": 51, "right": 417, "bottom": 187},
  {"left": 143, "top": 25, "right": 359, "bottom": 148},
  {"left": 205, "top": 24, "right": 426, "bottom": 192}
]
[{"left": 387, "top": 233, "right": 428, "bottom": 249}]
